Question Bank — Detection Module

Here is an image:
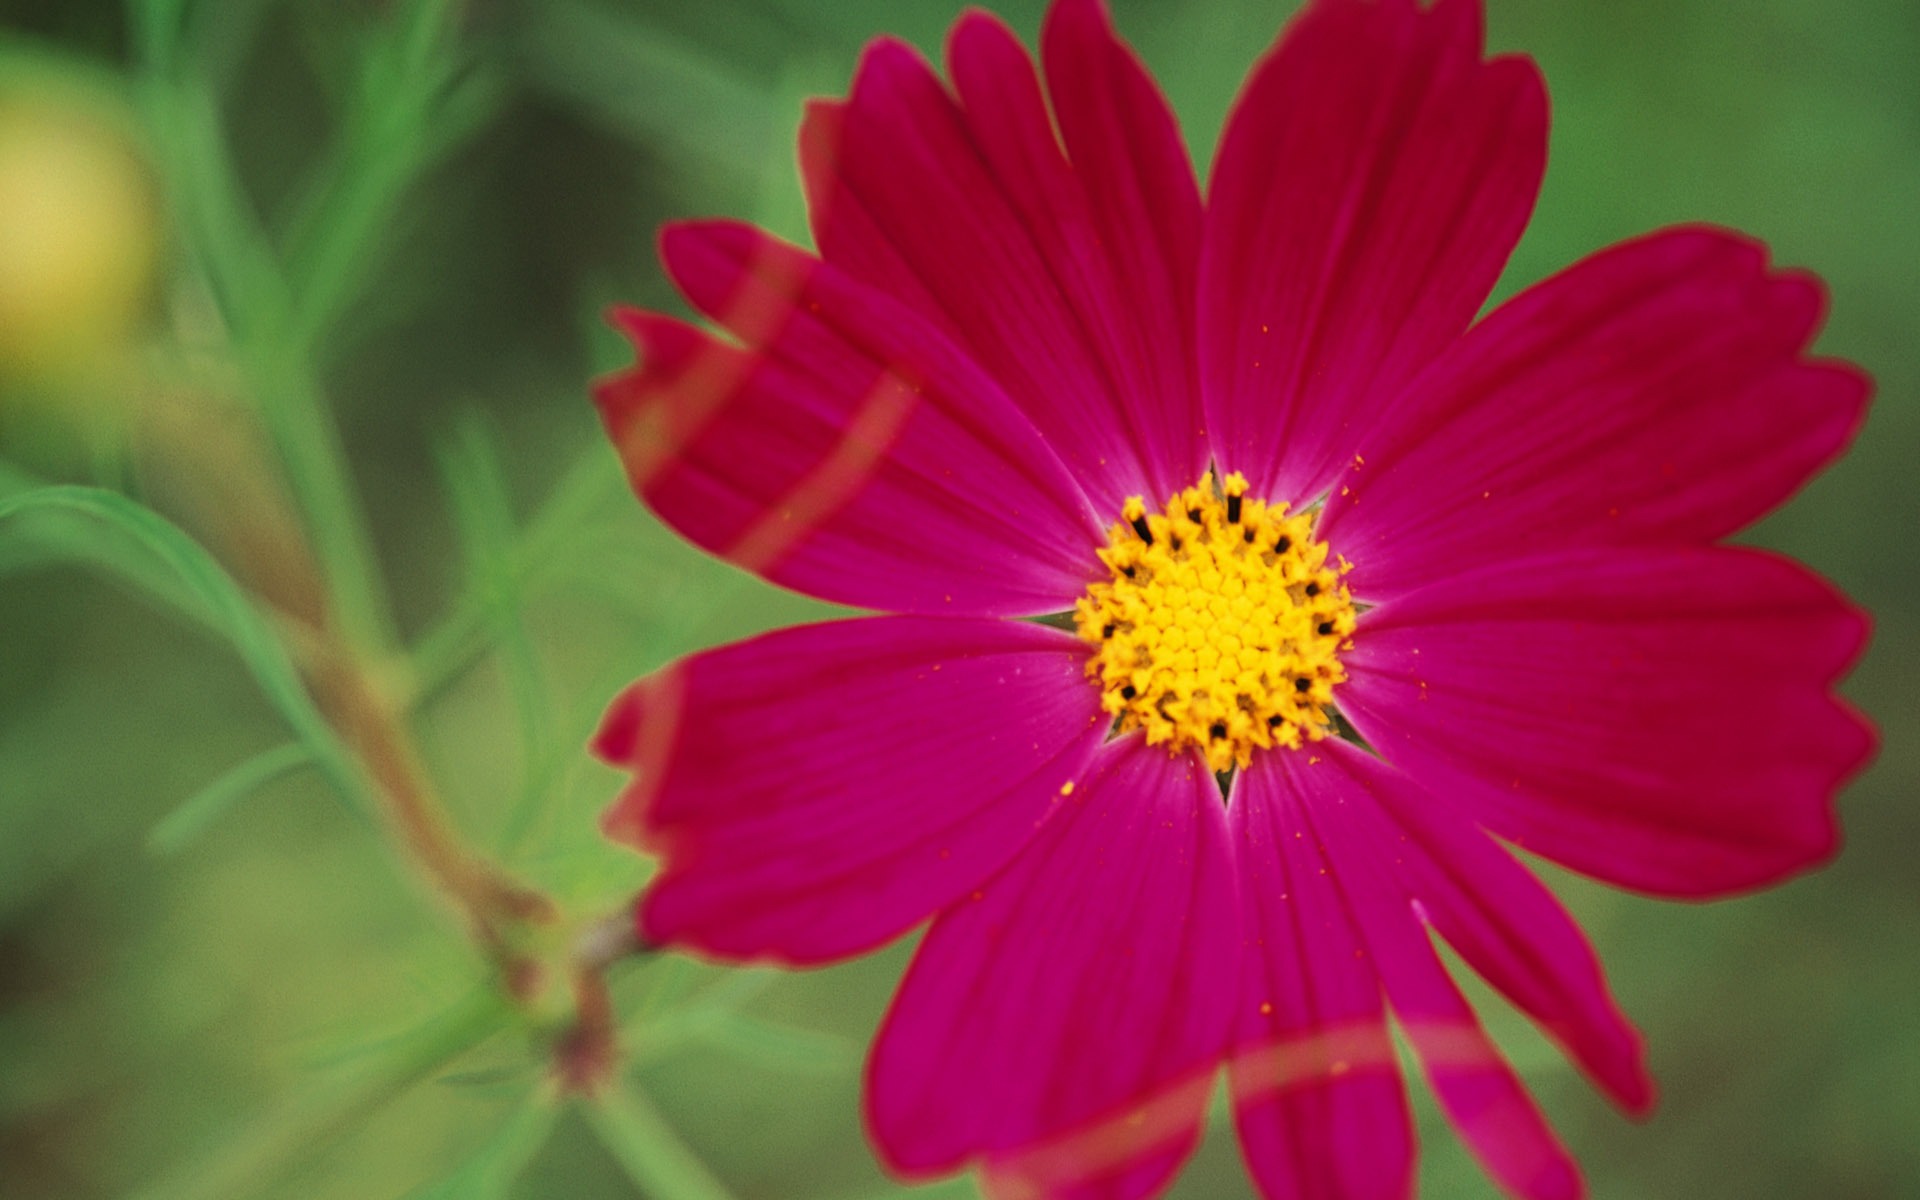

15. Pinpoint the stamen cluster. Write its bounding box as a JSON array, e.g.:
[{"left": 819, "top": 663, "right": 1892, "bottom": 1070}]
[{"left": 1074, "top": 472, "right": 1355, "bottom": 772}]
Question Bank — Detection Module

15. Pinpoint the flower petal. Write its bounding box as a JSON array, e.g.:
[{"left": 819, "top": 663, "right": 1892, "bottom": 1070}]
[
  {"left": 802, "top": 21, "right": 1202, "bottom": 514},
  {"left": 867, "top": 737, "right": 1238, "bottom": 1198},
  {"left": 1320, "top": 226, "right": 1871, "bottom": 600},
  {"left": 1228, "top": 759, "right": 1414, "bottom": 1200},
  {"left": 1316, "top": 742, "right": 1650, "bottom": 1113},
  {"left": 594, "top": 617, "right": 1107, "bottom": 965},
  {"left": 1038, "top": 0, "right": 1206, "bottom": 498},
  {"left": 1342, "top": 546, "right": 1874, "bottom": 898},
  {"left": 1296, "top": 749, "right": 1584, "bottom": 1200},
  {"left": 596, "top": 222, "right": 1104, "bottom": 617},
  {"left": 1201, "top": 0, "right": 1546, "bottom": 507}
]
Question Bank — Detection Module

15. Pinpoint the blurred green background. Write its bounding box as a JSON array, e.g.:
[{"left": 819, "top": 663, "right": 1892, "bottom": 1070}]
[{"left": 0, "top": 1, "right": 1914, "bottom": 1198}]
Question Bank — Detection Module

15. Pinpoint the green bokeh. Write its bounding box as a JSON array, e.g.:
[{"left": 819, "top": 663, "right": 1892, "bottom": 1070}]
[{"left": 1, "top": 1, "right": 1914, "bottom": 1198}]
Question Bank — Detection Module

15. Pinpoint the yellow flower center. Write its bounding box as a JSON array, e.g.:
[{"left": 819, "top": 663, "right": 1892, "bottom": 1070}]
[{"left": 1073, "top": 471, "right": 1355, "bottom": 773}]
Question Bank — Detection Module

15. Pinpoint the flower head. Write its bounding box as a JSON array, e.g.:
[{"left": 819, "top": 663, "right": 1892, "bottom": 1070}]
[{"left": 591, "top": 2, "right": 1872, "bottom": 1197}]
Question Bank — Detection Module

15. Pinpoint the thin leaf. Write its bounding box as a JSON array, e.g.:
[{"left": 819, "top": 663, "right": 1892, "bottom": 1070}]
[
  {"left": 282, "top": 0, "right": 505, "bottom": 355},
  {"left": 584, "top": 1083, "right": 737, "bottom": 1200},
  {"left": 434, "top": 414, "right": 559, "bottom": 825},
  {"left": 0, "top": 487, "right": 365, "bottom": 814},
  {"left": 405, "top": 1092, "right": 558, "bottom": 1200},
  {"left": 406, "top": 443, "right": 627, "bottom": 706},
  {"left": 701, "top": 1013, "right": 856, "bottom": 1072},
  {"left": 133, "top": 10, "right": 397, "bottom": 655},
  {"left": 517, "top": 0, "right": 781, "bottom": 185},
  {"left": 645, "top": 1012, "right": 856, "bottom": 1075},
  {"left": 132, "top": 986, "right": 513, "bottom": 1200},
  {"left": 148, "top": 741, "right": 315, "bottom": 856}
]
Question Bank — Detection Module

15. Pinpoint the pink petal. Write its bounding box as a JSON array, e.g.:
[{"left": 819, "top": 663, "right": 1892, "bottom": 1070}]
[
  {"left": 1295, "top": 750, "right": 1584, "bottom": 1200},
  {"left": 802, "top": 23, "right": 1203, "bottom": 515},
  {"left": 1320, "top": 226, "right": 1871, "bottom": 600},
  {"left": 1312, "top": 742, "right": 1650, "bottom": 1114},
  {"left": 595, "top": 222, "right": 1104, "bottom": 617},
  {"left": 867, "top": 737, "right": 1238, "bottom": 1199},
  {"left": 1342, "top": 546, "right": 1874, "bottom": 898},
  {"left": 593, "top": 617, "right": 1107, "bottom": 965},
  {"left": 1039, "top": 0, "right": 1206, "bottom": 498},
  {"left": 1201, "top": 0, "right": 1546, "bottom": 508},
  {"left": 1228, "top": 759, "right": 1414, "bottom": 1200}
]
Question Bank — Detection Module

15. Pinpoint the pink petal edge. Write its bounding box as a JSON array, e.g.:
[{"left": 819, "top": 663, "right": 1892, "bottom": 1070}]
[
  {"left": 867, "top": 736, "right": 1239, "bottom": 1200},
  {"left": 594, "top": 616, "right": 1107, "bottom": 965}
]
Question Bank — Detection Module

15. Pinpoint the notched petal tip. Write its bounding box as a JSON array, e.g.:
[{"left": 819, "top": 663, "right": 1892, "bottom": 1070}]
[
  {"left": 589, "top": 684, "right": 645, "bottom": 765},
  {"left": 1039, "top": 0, "right": 1118, "bottom": 47}
]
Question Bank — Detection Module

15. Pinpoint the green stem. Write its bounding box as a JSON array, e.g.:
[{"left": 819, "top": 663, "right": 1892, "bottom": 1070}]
[
  {"left": 247, "top": 344, "right": 397, "bottom": 654},
  {"left": 583, "top": 1083, "right": 738, "bottom": 1200}
]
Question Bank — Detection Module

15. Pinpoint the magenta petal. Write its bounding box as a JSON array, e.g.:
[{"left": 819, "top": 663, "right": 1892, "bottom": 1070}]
[
  {"left": 1310, "top": 742, "right": 1651, "bottom": 1115},
  {"left": 1229, "top": 759, "right": 1414, "bottom": 1200},
  {"left": 867, "top": 738, "right": 1237, "bottom": 1198},
  {"left": 1295, "top": 751, "right": 1584, "bottom": 1200},
  {"left": 1321, "top": 226, "right": 1871, "bottom": 599},
  {"left": 593, "top": 617, "right": 1106, "bottom": 965},
  {"left": 1201, "top": 0, "right": 1546, "bottom": 507},
  {"left": 803, "top": 26, "right": 1201, "bottom": 514},
  {"left": 1343, "top": 546, "right": 1874, "bottom": 898},
  {"left": 596, "top": 222, "right": 1105, "bottom": 617},
  {"left": 1038, "top": 0, "right": 1206, "bottom": 500}
]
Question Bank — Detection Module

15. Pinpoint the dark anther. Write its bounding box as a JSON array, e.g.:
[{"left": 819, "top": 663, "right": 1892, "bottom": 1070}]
[
  {"left": 1130, "top": 515, "right": 1153, "bottom": 543},
  {"left": 1122, "top": 565, "right": 1136, "bottom": 578},
  {"left": 1227, "top": 494, "right": 1243, "bottom": 523},
  {"left": 1187, "top": 507, "right": 1203, "bottom": 523},
  {"left": 1243, "top": 528, "right": 1256, "bottom": 544},
  {"left": 1102, "top": 622, "right": 1116, "bottom": 639},
  {"left": 1169, "top": 536, "right": 1183, "bottom": 551},
  {"left": 1305, "top": 582, "right": 1320, "bottom": 597},
  {"left": 1267, "top": 715, "right": 1284, "bottom": 728},
  {"left": 1294, "top": 677, "right": 1312, "bottom": 692},
  {"left": 1120, "top": 684, "right": 1138, "bottom": 700},
  {"left": 1317, "top": 622, "right": 1334, "bottom": 636},
  {"left": 1275, "top": 535, "right": 1291, "bottom": 553},
  {"left": 1209, "top": 722, "right": 1228, "bottom": 740}
]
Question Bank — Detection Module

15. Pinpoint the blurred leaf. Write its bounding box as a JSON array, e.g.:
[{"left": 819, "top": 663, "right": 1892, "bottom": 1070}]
[
  {"left": 435, "top": 413, "right": 557, "bottom": 790},
  {"left": 0, "top": 457, "right": 39, "bottom": 496},
  {"left": 132, "top": 3, "right": 398, "bottom": 655},
  {"left": 583, "top": 1083, "right": 737, "bottom": 1200},
  {"left": 134, "top": 985, "right": 514, "bottom": 1200},
  {"left": 517, "top": 0, "right": 780, "bottom": 185},
  {"left": 0, "top": 486, "right": 367, "bottom": 816},
  {"left": 137, "top": 70, "right": 289, "bottom": 345},
  {"left": 407, "top": 442, "right": 628, "bottom": 706},
  {"left": 283, "top": 0, "right": 506, "bottom": 357},
  {"left": 680, "top": 1012, "right": 857, "bottom": 1074},
  {"left": 842, "top": 1177, "right": 982, "bottom": 1200},
  {"left": 147, "top": 740, "right": 315, "bottom": 856},
  {"left": 405, "top": 1091, "right": 558, "bottom": 1200},
  {"left": 434, "top": 1062, "right": 537, "bottom": 1091}
]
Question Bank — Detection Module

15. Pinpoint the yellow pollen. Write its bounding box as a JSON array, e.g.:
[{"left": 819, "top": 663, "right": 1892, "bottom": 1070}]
[{"left": 1074, "top": 471, "right": 1356, "bottom": 773}]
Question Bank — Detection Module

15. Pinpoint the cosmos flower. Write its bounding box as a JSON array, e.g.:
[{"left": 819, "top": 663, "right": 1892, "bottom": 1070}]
[{"left": 590, "top": 0, "right": 1873, "bottom": 1196}]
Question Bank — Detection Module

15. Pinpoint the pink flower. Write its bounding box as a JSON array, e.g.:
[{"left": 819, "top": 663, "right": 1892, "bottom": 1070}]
[{"left": 590, "top": 1, "right": 1873, "bottom": 1197}]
